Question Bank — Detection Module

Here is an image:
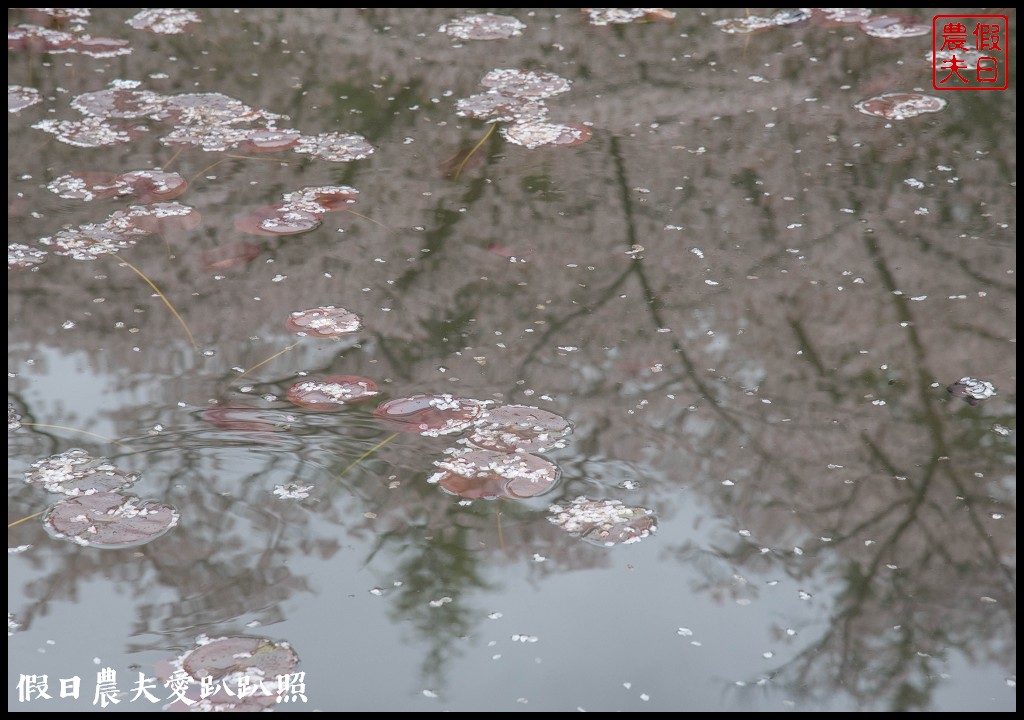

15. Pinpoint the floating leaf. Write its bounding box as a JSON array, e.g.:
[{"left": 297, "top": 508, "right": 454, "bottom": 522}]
[
  {"left": 464, "top": 405, "right": 573, "bottom": 453},
  {"left": 713, "top": 15, "right": 775, "bottom": 34},
  {"left": 8, "top": 243, "right": 48, "bottom": 270},
  {"left": 47, "top": 171, "right": 124, "bottom": 201},
  {"left": 235, "top": 204, "right": 322, "bottom": 236},
  {"left": 947, "top": 377, "right": 997, "bottom": 405},
  {"left": 440, "top": 13, "right": 526, "bottom": 40},
  {"left": 455, "top": 92, "right": 548, "bottom": 124},
  {"left": 38, "top": 223, "right": 147, "bottom": 260},
  {"left": 26, "top": 449, "right": 139, "bottom": 495},
  {"left": 500, "top": 121, "right": 592, "bottom": 149},
  {"left": 293, "top": 132, "right": 375, "bottom": 162},
  {"left": 582, "top": 8, "right": 677, "bottom": 26},
  {"left": 202, "top": 405, "right": 291, "bottom": 433},
  {"left": 280, "top": 185, "right": 359, "bottom": 213},
  {"left": 198, "top": 242, "right": 261, "bottom": 271},
  {"left": 429, "top": 449, "right": 560, "bottom": 499},
  {"left": 32, "top": 116, "right": 142, "bottom": 148},
  {"left": 548, "top": 497, "right": 657, "bottom": 546},
  {"left": 112, "top": 201, "right": 201, "bottom": 234},
  {"left": 180, "top": 635, "right": 299, "bottom": 684},
  {"left": 72, "top": 36, "right": 132, "bottom": 58},
  {"left": 854, "top": 92, "right": 947, "bottom": 120},
  {"left": 47, "top": 170, "right": 187, "bottom": 203},
  {"left": 812, "top": 8, "right": 872, "bottom": 25},
  {"left": 286, "top": 375, "right": 379, "bottom": 410},
  {"left": 9, "top": 85, "right": 42, "bottom": 114},
  {"left": 118, "top": 170, "right": 188, "bottom": 202},
  {"left": 237, "top": 127, "right": 302, "bottom": 153},
  {"left": 374, "top": 394, "right": 487, "bottom": 436},
  {"left": 285, "top": 306, "right": 362, "bottom": 338},
  {"left": 8, "top": 24, "right": 76, "bottom": 53},
  {"left": 71, "top": 87, "right": 166, "bottom": 119},
  {"left": 44, "top": 492, "right": 179, "bottom": 548},
  {"left": 126, "top": 9, "right": 201, "bottom": 35},
  {"left": 9, "top": 404, "right": 23, "bottom": 431},
  {"left": 860, "top": 15, "right": 929, "bottom": 39},
  {"left": 480, "top": 69, "right": 572, "bottom": 100}
]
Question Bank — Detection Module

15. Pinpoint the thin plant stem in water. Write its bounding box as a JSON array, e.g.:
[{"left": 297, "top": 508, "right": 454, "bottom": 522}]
[
  {"left": 161, "top": 144, "right": 185, "bottom": 172},
  {"left": 8, "top": 509, "right": 45, "bottom": 529},
  {"left": 453, "top": 122, "right": 496, "bottom": 181},
  {"left": 496, "top": 507, "right": 506, "bottom": 552},
  {"left": 190, "top": 154, "right": 289, "bottom": 185},
  {"left": 231, "top": 340, "right": 302, "bottom": 386},
  {"left": 332, "top": 433, "right": 399, "bottom": 487},
  {"left": 19, "top": 422, "right": 135, "bottom": 450},
  {"left": 114, "top": 253, "right": 198, "bottom": 350},
  {"left": 344, "top": 209, "right": 394, "bottom": 234}
]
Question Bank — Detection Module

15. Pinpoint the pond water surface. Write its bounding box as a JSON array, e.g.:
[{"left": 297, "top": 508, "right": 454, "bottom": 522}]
[{"left": 8, "top": 8, "right": 1016, "bottom": 712}]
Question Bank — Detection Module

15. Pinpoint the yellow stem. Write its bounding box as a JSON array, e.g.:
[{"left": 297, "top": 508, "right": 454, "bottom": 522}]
[
  {"left": 232, "top": 341, "right": 302, "bottom": 385},
  {"left": 114, "top": 253, "right": 198, "bottom": 350},
  {"left": 453, "top": 123, "right": 496, "bottom": 181},
  {"left": 344, "top": 209, "right": 394, "bottom": 234},
  {"left": 19, "top": 422, "right": 135, "bottom": 450},
  {"left": 334, "top": 433, "right": 398, "bottom": 483},
  {"left": 8, "top": 510, "right": 45, "bottom": 529}
]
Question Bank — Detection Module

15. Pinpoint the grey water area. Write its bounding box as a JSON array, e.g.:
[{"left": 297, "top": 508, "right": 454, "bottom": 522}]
[{"left": 8, "top": 8, "right": 1015, "bottom": 712}]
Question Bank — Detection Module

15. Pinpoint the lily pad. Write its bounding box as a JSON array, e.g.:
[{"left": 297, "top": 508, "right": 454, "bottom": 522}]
[
  {"left": 44, "top": 492, "right": 179, "bottom": 548},
  {"left": 287, "top": 375, "right": 379, "bottom": 410},
  {"left": 285, "top": 306, "right": 362, "bottom": 338},
  {"left": 464, "top": 405, "right": 573, "bottom": 453},
  {"left": 548, "top": 497, "right": 657, "bottom": 546},
  {"left": 374, "top": 394, "right": 487, "bottom": 436},
  {"left": 180, "top": 635, "right": 299, "bottom": 682},
  {"left": 947, "top": 377, "right": 997, "bottom": 405},
  {"left": 25, "top": 449, "right": 139, "bottom": 495},
  {"left": 429, "top": 449, "right": 561, "bottom": 499}
]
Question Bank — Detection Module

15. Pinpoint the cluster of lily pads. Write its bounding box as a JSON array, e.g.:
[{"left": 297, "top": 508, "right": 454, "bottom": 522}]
[
  {"left": 257, "top": 304, "right": 657, "bottom": 546},
  {"left": 455, "top": 68, "right": 592, "bottom": 150},
  {"left": 22, "top": 449, "right": 179, "bottom": 549},
  {"left": 714, "top": 8, "right": 930, "bottom": 38},
  {"left": 8, "top": 8, "right": 201, "bottom": 60},
  {"left": 29, "top": 79, "right": 373, "bottom": 162}
]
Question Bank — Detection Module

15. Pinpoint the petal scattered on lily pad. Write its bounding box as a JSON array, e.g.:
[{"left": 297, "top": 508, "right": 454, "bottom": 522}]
[
  {"left": 583, "top": 8, "right": 677, "bottom": 26},
  {"left": 285, "top": 306, "right": 362, "bottom": 338},
  {"left": 374, "top": 394, "right": 487, "bottom": 436},
  {"left": 293, "top": 132, "right": 375, "bottom": 162},
  {"left": 9, "top": 84, "right": 42, "bottom": 113},
  {"left": 429, "top": 448, "right": 561, "bottom": 500},
  {"left": 180, "top": 635, "right": 299, "bottom": 683},
  {"left": 500, "top": 121, "right": 592, "bottom": 149},
  {"left": 480, "top": 68, "right": 572, "bottom": 100},
  {"left": 287, "top": 375, "right": 379, "bottom": 410},
  {"left": 9, "top": 243, "right": 48, "bottom": 270},
  {"left": 440, "top": 13, "right": 526, "bottom": 41},
  {"left": 548, "top": 497, "right": 657, "bottom": 546},
  {"left": 464, "top": 405, "right": 573, "bottom": 453},
  {"left": 947, "top": 377, "right": 997, "bottom": 405},
  {"left": 44, "top": 492, "right": 179, "bottom": 548},
  {"left": 126, "top": 8, "right": 201, "bottom": 35},
  {"left": 854, "top": 92, "right": 947, "bottom": 120},
  {"left": 25, "top": 449, "right": 139, "bottom": 495}
]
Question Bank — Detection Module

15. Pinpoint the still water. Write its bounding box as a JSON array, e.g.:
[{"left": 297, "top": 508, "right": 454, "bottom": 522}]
[{"left": 8, "top": 8, "right": 1015, "bottom": 712}]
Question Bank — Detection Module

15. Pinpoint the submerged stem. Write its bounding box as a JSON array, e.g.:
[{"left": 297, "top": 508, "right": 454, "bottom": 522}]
[
  {"left": 453, "top": 122, "right": 496, "bottom": 181},
  {"left": 114, "top": 253, "right": 198, "bottom": 350},
  {"left": 19, "top": 422, "right": 135, "bottom": 450}
]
